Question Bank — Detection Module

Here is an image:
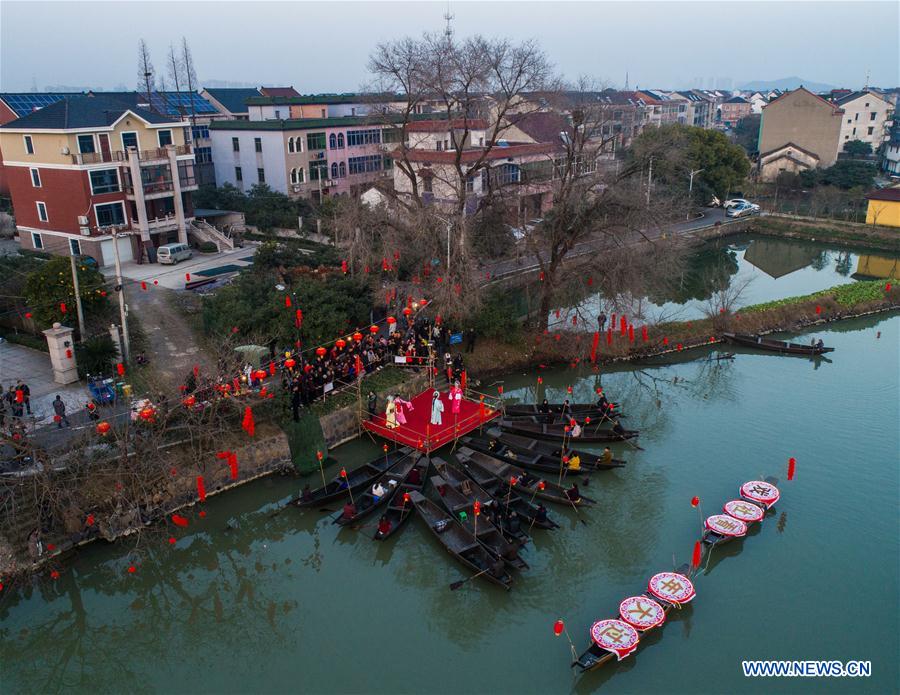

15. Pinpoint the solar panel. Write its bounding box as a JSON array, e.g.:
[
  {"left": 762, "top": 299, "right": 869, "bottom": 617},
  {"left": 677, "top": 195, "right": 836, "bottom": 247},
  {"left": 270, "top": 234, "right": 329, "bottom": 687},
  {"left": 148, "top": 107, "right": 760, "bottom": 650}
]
[
  {"left": 156, "top": 92, "right": 217, "bottom": 115},
  {"left": 1, "top": 93, "right": 74, "bottom": 116}
]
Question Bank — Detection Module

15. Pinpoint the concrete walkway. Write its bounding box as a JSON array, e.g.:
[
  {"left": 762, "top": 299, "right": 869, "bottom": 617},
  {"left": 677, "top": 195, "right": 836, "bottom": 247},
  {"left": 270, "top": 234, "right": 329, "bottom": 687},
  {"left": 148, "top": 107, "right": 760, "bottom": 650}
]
[
  {"left": 101, "top": 242, "right": 258, "bottom": 289},
  {"left": 0, "top": 340, "right": 86, "bottom": 426}
]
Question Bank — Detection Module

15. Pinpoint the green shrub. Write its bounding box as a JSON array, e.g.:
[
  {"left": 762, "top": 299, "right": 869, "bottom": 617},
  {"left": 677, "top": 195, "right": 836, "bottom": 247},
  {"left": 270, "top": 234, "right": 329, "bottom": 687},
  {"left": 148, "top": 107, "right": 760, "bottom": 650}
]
[
  {"left": 197, "top": 241, "right": 218, "bottom": 253},
  {"left": 75, "top": 334, "right": 118, "bottom": 377}
]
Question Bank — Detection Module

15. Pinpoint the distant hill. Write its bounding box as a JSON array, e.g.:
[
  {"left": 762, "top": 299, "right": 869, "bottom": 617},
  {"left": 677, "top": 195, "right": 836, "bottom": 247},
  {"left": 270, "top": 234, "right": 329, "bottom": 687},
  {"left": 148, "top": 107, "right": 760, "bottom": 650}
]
[{"left": 739, "top": 77, "right": 837, "bottom": 93}]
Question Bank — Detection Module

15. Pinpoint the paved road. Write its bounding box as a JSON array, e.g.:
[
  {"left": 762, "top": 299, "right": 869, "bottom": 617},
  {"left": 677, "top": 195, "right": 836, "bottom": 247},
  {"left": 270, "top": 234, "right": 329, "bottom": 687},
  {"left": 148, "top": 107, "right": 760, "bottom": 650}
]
[{"left": 486, "top": 207, "right": 730, "bottom": 281}]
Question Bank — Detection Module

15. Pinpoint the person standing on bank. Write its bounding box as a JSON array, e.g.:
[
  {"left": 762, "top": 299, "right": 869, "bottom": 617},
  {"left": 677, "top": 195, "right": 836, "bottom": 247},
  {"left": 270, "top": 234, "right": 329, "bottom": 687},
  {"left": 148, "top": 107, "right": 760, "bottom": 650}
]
[{"left": 52, "top": 395, "right": 70, "bottom": 428}]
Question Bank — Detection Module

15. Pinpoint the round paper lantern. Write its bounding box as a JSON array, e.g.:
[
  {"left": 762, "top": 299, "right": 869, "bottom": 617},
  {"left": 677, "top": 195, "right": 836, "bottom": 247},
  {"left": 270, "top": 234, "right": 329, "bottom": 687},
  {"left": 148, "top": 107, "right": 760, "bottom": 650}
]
[
  {"left": 370, "top": 325, "right": 379, "bottom": 334},
  {"left": 96, "top": 421, "right": 111, "bottom": 435},
  {"left": 139, "top": 407, "right": 155, "bottom": 421},
  {"left": 335, "top": 339, "right": 347, "bottom": 350},
  {"left": 386, "top": 316, "right": 396, "bottom": 325},
  {"left": 403, "top": 307, "right": 412, "bottom": 316},
  {"left": 254, "top": 369, "right": 267, "bottom": 380},
  {"left": 284, "top": 358, "right": 296, "bottom": 369},
  {"left": 315, "top": 347, "right": 327, "bottom": 357},
  {"left": 353, "top": 331, "right": 363, "bottom": 342},
  {"left": 420, "top": 299, "right": 428, "bottom": 307},
  {"left": 183, "top": 395, "right": 196, "bottom": 408},
  {"left": 553, "top": 619, "right": 565, "bottom": 636}
]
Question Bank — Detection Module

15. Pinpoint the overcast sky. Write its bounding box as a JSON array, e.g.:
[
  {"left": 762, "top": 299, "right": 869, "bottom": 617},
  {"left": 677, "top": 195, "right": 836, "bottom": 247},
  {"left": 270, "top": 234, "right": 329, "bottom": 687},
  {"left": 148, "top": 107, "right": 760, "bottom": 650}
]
[{"left": 1, "top": 1, "right": 897, "bottom": 93}]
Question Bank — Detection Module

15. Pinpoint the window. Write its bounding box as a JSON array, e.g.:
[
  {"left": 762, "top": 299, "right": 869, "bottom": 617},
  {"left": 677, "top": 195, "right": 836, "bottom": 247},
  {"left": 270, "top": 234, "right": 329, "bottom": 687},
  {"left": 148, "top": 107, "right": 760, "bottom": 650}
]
[
  {"left": 31, "top": 232, "right": 43, "bottom": 249},
  {"left": 288, "top": 137, "right": 295, "bottom": 153},
  {"left": 191, "top": 125, "right": 209, "bottom": 140},
  {"left": 307, "top": 132, "right": 327, "bottom": 150},
  {"left": 254, "top": 137, "right": 262, "bottom": 153},
  {"left": 852, "top": 128, "right": 856, "bottom": 135},
  {"left": 339, "top": 162, "right": 346, "bottom": 177},
  {"left": 329, "top": 133, "right": 337, "bottom": 149},
  {"left": 95, "top": 202, "right": 125, "bottom": 227},
  {"left": 275, "top": 110, "right": 282, "bottom": 119},
  {"left": 235, "top": 166, "right": 243, "bottom": 181},
  {"left": 347, "top": 154, "right": 383, "bottom": 175},
  {"left": 157, "top": 129, "right": 173, "bottom": 147},
  {"left": 337, "top": 133, "right": 345, "bottom": 148},
  {"left": 496, "top": 163, "right": 521, "bottom": 185},
  {"left": 382, "top": 128, "right": 400, "bottom": 143},
  {"left": 77, "top": 134, "right": 96, "bottom": 154},
  {"left": 423, "top": 176, "right": 433, "bottom": 193},
  {"left": 854, "top": 113, "right": 859, "bottom": 121},
  {"left": 69, "top": 238, "right": 81, "bottom": 256},
  {"left": 232, "top": 137, "right": 240, "bottom": 152},
  {"left": 121, "top": 132, "right": 138, "bottom": 151},
  {"left": 346, "top": 129, "right": 381, "bottom": 147},
  {"left": 466, "top": 175, "right": 474, "bottom": 193},
  {"left": 868, "top": 127, "right": 874, "bottom": 135},
  {"left": 89, "top": 168, "right": 120, "bottom": 194},
  {"left": 30, "top": 168, "right": 41, "bottom": 187},
  {"left": 24, "top": 135, "right": 34, "bottom": 154},
  {"left": 36, "top": 201, "right": 48, "bottom": 222},
  {"left": 320, "top": 109, "right": 326, "bottom": 118},
  {"left": 194, "top": 147, "right": 212, "bottom": 164},
  {"left": 436, "top": 141, "right": 443, "bottom": 151},
  {"left": 309, "top": 160, "right": 328, "bottom": 180},
  {"left": 331, "top": 162, "right": 339, "bottom": 179},
  {"left": 257, "top": 168, "right": 265, "bottom": 183},
  {"left": 871, "top": 112, "right": 877, "bottom": 121},
  {"left": 478, "top": 137, "right": 484, "bottom": 147},
  {"left": 847, "top": 118, "right": 852, "bottom": 124},
  {"left": 297, "top": 168, "right": 305, "bottom": 183},
  {"left": 290, "top": 168, "right": 297, "bottom": 185}
]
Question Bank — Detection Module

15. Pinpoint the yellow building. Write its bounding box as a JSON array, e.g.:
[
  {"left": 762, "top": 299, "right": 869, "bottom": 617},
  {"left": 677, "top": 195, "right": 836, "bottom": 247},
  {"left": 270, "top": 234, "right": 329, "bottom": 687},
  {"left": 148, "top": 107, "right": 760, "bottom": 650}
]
[{"left": 865, "top": 188, "right": 900, "bottom": 228}]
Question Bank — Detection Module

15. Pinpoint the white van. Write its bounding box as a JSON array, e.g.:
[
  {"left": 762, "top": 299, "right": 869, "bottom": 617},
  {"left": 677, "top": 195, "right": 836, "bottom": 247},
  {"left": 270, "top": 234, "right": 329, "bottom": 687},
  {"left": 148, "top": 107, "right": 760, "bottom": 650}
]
[{"left": 157, "top": 243, "right": 193, "bottom": 265}]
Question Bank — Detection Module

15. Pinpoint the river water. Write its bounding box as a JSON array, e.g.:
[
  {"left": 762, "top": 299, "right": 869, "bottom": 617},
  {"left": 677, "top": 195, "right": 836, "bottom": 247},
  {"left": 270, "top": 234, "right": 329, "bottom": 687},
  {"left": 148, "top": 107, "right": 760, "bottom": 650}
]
[{"left": 2, "top": 311, "right": 897, "bottom": 694}]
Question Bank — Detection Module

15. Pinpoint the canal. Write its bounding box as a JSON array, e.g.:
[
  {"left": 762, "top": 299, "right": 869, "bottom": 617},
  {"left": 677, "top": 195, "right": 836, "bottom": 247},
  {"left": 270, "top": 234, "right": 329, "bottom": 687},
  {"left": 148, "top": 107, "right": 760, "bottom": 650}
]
[{"left": 1, "top": 317, "right": 897, "bottom": 694}]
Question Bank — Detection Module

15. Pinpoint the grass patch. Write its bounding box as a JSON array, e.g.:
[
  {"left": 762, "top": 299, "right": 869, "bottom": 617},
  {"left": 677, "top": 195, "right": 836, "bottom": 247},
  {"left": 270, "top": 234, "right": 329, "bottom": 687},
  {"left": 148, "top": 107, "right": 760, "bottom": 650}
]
[
  {"left": 0, "top": 328, "right": 48, "bottom": 352},
  {"left": 740, "top": 280, "right": 892, "bottom": 313}
]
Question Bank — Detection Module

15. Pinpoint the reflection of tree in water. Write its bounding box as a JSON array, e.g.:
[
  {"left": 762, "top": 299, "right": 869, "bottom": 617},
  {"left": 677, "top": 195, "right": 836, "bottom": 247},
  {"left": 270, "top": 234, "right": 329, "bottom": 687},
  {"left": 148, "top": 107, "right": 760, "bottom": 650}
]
[
  {"left": 645, "top": 244, "right": 740, "bottom": 305},
  {"left": 810, "top": 250, "right": 830, "bottom": 271},
  {"left": 834, "top": 251, "right": 853, "bottom": 277},
  {"left": 0, "top": 504, "right": 315, "bottom": 691}
]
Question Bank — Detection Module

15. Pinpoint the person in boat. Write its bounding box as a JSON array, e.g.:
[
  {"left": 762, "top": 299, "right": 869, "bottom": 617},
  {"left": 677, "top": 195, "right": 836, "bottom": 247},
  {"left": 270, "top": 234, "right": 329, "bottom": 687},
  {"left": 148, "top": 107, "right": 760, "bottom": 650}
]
[
  {"left": 596, "top": 393, "right": 610, "bottom": 411},
  {"left": 601, "top": 447, "right": 613, "bottom": 465},
  {"left": 570, "top": 421, "right": 583, "bottom": 438},
  {"left": 507, "top": 510, "right": 522, "bottom": 536},
  {"left": 561, "top": 399, "right": 572, "bottom": 415},
  {"left": 612, "top": 420, "right": 626, "bottom": 436},
  {"left": 372, "top": 482, "right": 386, "bottom": 502},
  {"left": 376, "top": 515, "right": 392, "bottom": 538},
  {"left": 566, "top": 453, "right": 582, "bottom": 471},
  {"left": 491, "top": 556, "right": 506, "bottom": 579},
  {"left": 566, "top": 483, "right": 581, "bottom": 503},
  {"left": 816, "top": 339, "right": 824, "bottom": 349},
  {"left": 341, "top": 501, "right": 357, "bottom": 520},
  {"left": 535, "top": 504, "right": 548, "bottom": 524},
  {"left": 301, "top": 484, "right": 313, "bottom": 502},
  {"left": 538, "top": 399, "right": 550, "bottom": 414}
]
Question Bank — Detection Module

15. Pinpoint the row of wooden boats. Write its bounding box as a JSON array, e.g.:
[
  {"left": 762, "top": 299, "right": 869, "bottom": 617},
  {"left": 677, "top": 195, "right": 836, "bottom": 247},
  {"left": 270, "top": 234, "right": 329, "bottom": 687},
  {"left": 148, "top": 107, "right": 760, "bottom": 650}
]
[
  {"left": 498, "top": 415, "right": 639, "bottom": 444},
  {"left": 572, "top": 476, "right": 782, "bottom": 673},
  {"left": 723, "top": 332, "right": 834, "bottom": 356}
]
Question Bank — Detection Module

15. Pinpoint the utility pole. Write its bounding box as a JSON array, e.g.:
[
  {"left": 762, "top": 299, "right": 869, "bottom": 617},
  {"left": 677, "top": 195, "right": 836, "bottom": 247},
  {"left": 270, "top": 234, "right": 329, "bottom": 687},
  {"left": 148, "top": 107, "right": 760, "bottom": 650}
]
[
  {"left": 646, "top": 156, "right": 653, "bottom": 207},
  {"left": 111, "top": 232, "right": 131, "bottom": 362},
  {"left": 69, "top": 253, "right": 86, "bottom": 342},
  {"left": 688, "top": 168, "right": 703, "bottom": 219}
]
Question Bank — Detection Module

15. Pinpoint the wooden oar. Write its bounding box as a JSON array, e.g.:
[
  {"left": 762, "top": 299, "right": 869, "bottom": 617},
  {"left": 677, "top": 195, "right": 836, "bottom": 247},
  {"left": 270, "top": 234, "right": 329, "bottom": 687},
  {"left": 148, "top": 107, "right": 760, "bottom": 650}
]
[
  {"left": 565, "top": 493, "right": 589, "bottom": 526},
  {"left": 450, "top": 567, "right": 492, "bottom": 591}
]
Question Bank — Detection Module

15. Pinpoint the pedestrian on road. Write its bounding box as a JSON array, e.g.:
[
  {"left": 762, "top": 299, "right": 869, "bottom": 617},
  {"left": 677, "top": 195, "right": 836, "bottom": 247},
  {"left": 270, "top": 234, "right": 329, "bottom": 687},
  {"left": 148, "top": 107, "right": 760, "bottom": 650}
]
[
  {"left": 597, "top": 312, "right": 607, "bottom": 331},
  {"left": 52, "top": 395, "right": 70, "bottom": 428},
  {"left": 17, "top": 380, "right": 31, "bottom": 415}
]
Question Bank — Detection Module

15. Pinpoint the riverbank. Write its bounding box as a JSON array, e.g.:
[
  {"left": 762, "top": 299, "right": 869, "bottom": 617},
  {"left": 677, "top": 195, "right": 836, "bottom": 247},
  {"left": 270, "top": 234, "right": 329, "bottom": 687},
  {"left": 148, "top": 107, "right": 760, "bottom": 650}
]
[
  {"left": 744, "top": 215, "right": 900, "bottom": 252},
  {"left": 461, "top": 280, "right": 899, "bottom": 381}
]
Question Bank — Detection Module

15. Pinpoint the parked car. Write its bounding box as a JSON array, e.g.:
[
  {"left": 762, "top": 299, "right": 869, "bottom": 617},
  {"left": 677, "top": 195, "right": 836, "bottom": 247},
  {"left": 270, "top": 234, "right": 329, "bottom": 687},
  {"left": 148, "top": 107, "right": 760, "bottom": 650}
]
[
  {"left": 157, "top": 243, "right": 193, "bottom": 265},
  {"left": 724, "top": 198, "right": 760, "bottom": 211},
  {"left": 726, "top": 203, "right": 757, "bottom": 218}
]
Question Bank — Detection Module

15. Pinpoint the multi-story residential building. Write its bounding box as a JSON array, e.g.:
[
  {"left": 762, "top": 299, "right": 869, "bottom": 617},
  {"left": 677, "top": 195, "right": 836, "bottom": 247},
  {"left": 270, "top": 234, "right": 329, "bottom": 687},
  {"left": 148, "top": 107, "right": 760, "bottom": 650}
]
[
  {"left": 245, "top": 93, "right": 410, "bottom": 121},
  {"left": 834, "top": 90, "right": 893, "bottom": 152},
  {"left": 674, "top": 91, "right": 713, "bottom": 128},
  {"left": 0, "top": 95, "right": 198, "bottom": 265},
  {"left": 757, "top": 87, "right": 844, "bottom": 181},
  {"left": 633, "top": 90, "right": 681, "bottom": 127},
  {"left": 720, "top": 96, "right": 751, "bottom": 127},
  {"left": 209, "top": 115, "right": 404, "bottom": 201},
  {"left": 200, "top": 87, "right": 263, "bottom": 120},
  {"left": 746, "top": 92, "right": 768, "bottom": 115},
  {"left": 881, "top": 121, "right": 900, "bottom": 177}
]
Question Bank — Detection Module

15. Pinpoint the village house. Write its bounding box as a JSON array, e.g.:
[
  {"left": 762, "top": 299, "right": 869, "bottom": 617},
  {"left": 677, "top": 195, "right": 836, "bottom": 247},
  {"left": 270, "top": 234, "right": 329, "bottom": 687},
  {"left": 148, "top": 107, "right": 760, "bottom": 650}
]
[{"left": 834, "top": 90, "right": 894, "bottom": 152}]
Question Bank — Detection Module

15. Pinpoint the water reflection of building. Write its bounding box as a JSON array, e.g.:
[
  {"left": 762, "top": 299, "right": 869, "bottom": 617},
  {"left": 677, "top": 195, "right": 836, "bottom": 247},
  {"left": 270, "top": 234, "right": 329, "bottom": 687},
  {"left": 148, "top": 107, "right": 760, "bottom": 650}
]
[
  {"left": 742, "top": 239, "right": 820, "bottom": 278},
  {"left": 853, "top": 254, "right": 900, "bottom": 280}
]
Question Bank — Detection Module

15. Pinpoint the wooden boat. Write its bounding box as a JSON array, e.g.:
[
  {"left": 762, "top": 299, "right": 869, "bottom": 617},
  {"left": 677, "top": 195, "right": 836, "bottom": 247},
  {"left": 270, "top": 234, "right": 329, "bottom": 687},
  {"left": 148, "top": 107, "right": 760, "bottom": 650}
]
[
  {"left": 408, "top": 490, "right": 513, "bottom": 590},
  {"left": 464, "top": 431, "right": 626, "bottom": 473},
  {"left": 291, "top": 448, "right": 412, "bottom": 507},
  {"left": 456, "top": 447, "right": 596, "bottom": 506},
  {"left": 433, "top": 458, "right": 558, "bottom": 531},
  {"left": 373, "top": 456, "right": 430, "bottom": 541},
  {"left": 503, "top": 402, "right": 624, "bottom": 420},
  {"left": 702, "top": 476, "right": 779, "bottom": 550},
  {"left": 499, "top": 416, "right": 639, "bottom": 443},
  {"left": 573, "top": 563, "right": 691, "bottom": 673},
  {"left": 431, "top": 472, "right": 529, "bottom": 571},
  {"left": 723, "top": 332, "right": 835, "bottom": 355},
  {"left": 334, "top": 455, "right": 419, "bottom": 526}
]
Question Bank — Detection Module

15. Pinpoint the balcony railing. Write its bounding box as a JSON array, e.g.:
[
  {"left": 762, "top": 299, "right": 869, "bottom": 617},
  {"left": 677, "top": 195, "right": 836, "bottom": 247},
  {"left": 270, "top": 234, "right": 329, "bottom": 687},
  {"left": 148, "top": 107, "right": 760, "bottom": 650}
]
[{"left": 71, "top": 144, "right": 191, "bottom": 165}]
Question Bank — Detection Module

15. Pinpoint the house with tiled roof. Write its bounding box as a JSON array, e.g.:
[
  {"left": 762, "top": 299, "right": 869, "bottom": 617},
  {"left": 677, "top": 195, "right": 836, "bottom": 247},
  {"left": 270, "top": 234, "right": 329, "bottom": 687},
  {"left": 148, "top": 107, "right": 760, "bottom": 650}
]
[
  {"left": 0, "top": 95, "right": 198, "bottom": 265},
  {"left": 834, "top": 90, "right": 894, "bottom": 152},
  {"left": 200, "top": 87, "right": 263, "bottom": 119},
  {"left": 865, "top": 185, "right": 900, "bottom": 227},
  {"left": 757, "top": 87, "right": 844, "bottom": 180},
  {"left": 721, "top": 96, "right": 751, "bottom": 127}
]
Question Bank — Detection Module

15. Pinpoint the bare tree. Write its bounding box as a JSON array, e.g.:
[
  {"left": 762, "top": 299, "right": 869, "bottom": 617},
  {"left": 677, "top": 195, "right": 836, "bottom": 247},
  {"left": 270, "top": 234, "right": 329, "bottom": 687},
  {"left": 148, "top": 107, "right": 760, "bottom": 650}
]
[
  {"left": 136, "top": 39, "right": 156, "bottom": 106},
  {"left": 180, "top": 37, "right": 199, "bottom": 131},
  {"left": 165, "top": 43, "right": 184, "bottom": 117}
]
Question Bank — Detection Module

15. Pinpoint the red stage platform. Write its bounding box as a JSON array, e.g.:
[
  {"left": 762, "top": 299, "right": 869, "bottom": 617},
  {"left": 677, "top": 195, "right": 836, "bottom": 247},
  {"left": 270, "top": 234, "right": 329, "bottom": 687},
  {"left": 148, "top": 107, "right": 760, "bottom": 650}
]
[{"left": 362, "top": 387, "right": 498, "bottom": 453}]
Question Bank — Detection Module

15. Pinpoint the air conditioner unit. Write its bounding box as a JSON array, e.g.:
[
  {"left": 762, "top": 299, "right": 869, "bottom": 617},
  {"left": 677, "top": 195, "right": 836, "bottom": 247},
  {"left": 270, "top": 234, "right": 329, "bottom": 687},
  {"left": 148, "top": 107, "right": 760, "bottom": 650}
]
[
  {"left": 80, "top": 227, "right": 91, "bottom": 236},
  {"left": 315, "top": 152, "right": 325, "bottom": 160},
  {"left": 292, "top": 185, "right": 301, "bottom": 192},
  {"left": 77, "top": 215, "right": 89, "bottom": 225},
  {"left": 61, "top": 146, "right": 70, "bottom": 155}
]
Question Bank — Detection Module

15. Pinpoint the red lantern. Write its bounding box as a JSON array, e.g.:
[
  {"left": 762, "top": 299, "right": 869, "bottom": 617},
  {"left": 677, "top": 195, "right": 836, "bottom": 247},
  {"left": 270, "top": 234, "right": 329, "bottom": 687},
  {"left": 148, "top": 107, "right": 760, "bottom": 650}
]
[
  {"left": 116, "top": 363, "right": 125, "bottom": 377},
  {"left": 315, "top": 347, "right": 327, "bottom": 357},
  {"left": 340, "top": 468, "right": 348, "bottom": 479},
  {"left": 420, "top": 299, "right": 428, "bottom": 307},
  {"left": 383, "top": 444, "right": 389, "bottom": 453},
  {"left": 585, "top": 417, "right": 591, "bottom": 424},
  {"left": 185, "top": 273, "right": 191, "bottom": 282},
  {"left": 65, "top": 348, "right": 72, "bottom": 359},
  {"left": 285, "top": 295, "right": 292, "bottom": 308},
  {"left": 295, "top": 309, "right": 303, "bottom": 328},
  {"left": 815, "top": 305, "right": 822, "bottom": 315},
  {"left": 538, "top": 481, "right": 546, "bottom": 490},
  {"left": 59, "top": 302, "right": 67, "bottom": 314},
  {"left": 403, "top": 307, "right": 412, "bottom": 317},
  {"left": 628, "top": 324, "right": 635, "bottom": 342},
  {"left": 183, "top": 395, "right": 196, "bottom": 407},
  {"left": 370, "top": 324, "right": 379, "bottom": 334},
  {"left": 691, "top": 496, "right": 700, "bottom": 508},
  {"left": 509, "top": 476, "right": 518, "bottom": 486},
  {"left": 171, "top": 514, "right": 189, "bottom": 528},
  {"left": 692, "top": 540, "right": 702, "bottom": 569},
  {"left": 473, "top": 500, "right": 481, "bottom": 516},
  {"left": 242, "top": 406, "right": 255, "bottom": 437},
  {"left": 335, "top": 339, "right": 347, "bottom": 350},
  {"left": 140, "top": 281, "right": 147, "bottom": 291},
  {"left": 788, "top": 457, "right": 796, "bottom": 481},
  {"left": 886, "top": 282, "right": 892, "bottom": 292},
  {"left": 402, "top": 492, "right": 411, "bottom": 504},
  {"left": 353, "top": 331, "right": 363, "bottom": 342},
  {"left": 228, "top": 452, "right": 238, "bottom": 480},
  {"left": 316, "top": 450, "right": 324, "bottom": 461},
  {"left": 537, "top": 376, "right": 543, "bottom": 384},
  {"left": 677, "top": 343, "right": 683, "bottom": 351},
  {"left": 96, "top": 421, "right": 111, "bottom": 435},
  {"left": 341, "top": 260, "right": 348, "bottom": 274},
  {"left": 197, "top": 475, "right": 207, "bottom": 502},
  {"left": 553, "top": 619, "right": 565, "bottom": 636},
  {"left": 139, "top": 406, "right": 155, "bottom": 421},
  {"left": 387, "top": 316, "right": 396, "bottom": 326},
  {"left": 497, "top": 385, "right": 503, "bottom": 395},
  {"left": 662, "top": 337, "right": 669, "bottom": 346}
]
